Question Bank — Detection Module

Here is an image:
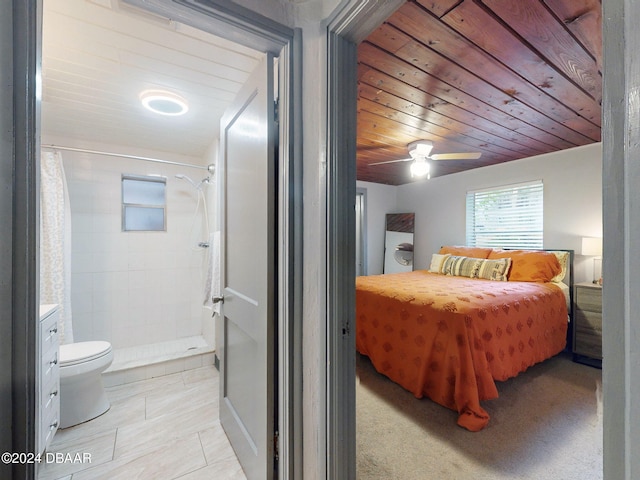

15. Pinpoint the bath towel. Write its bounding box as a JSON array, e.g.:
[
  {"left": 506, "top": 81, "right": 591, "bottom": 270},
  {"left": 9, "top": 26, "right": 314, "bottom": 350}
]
[{"left": 204, "top": 231, "right": 222, "bottom": 316}]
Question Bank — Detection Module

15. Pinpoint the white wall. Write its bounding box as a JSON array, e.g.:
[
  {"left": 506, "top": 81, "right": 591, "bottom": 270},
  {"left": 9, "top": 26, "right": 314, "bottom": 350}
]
[
  {"left": 356, "top": 181, "right": 397, "bottom": 275},
  {"left": 395, "top": 143, "right": 602, "bottom": 284},
  {"left": 47, "top": 137, "right": 214, "bottom": 349}
]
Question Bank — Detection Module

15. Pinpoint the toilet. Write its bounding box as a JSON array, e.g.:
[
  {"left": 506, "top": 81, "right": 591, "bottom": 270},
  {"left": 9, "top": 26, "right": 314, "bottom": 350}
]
[{"left": 59, "top": 341, "right": 114, "bottom": 428}]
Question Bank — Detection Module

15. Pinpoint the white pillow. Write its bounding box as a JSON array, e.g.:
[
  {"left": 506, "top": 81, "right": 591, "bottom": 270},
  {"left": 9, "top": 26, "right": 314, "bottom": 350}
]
[
  {"left": 549, "top": 251, "right": 570, "bottom": 283},
  {"left": 428, "top": 253, "right": 451, "bottom": 273}
]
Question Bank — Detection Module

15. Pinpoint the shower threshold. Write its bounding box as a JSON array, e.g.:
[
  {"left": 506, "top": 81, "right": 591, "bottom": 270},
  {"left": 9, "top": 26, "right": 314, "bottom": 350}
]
[{"left": 102, "top": 336, "right": 215, "bottom": 387}]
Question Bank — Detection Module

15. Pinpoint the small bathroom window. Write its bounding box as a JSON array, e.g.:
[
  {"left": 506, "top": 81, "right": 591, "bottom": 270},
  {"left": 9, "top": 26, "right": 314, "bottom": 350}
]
[{"left": 122, "top": 175, "right": 166, "bottom": 231}]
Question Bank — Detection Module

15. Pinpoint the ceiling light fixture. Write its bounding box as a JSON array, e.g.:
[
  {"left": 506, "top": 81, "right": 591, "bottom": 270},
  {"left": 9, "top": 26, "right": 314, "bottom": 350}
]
[
  {"left": 408, "top": 140, "right": 434, "bottom": 159},
  {"left": 410, "top": 157, "right": 430, "bottom": 178},
  {"left": 140, "top": 90, "right": 189, "bottom": 116},
  {"left": 369, "top": 140, "right": 481, "bottom": 180}
]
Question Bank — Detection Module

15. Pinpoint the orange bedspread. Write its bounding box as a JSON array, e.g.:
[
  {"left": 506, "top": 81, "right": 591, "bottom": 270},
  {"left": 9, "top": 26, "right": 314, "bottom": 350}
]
[{"left": 356, "top": 270, "right": 567, "bottom": 431}]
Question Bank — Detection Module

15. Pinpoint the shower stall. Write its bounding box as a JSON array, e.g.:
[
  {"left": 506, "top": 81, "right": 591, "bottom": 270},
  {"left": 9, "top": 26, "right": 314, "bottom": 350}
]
[{"left": 43, "top": 143, "right": 219, "bottom": 386}]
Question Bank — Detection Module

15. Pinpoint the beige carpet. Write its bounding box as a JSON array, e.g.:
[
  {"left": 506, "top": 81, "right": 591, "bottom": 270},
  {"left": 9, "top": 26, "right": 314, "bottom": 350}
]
[{"left": 356, "top": 352, "right": 603, "bottom": 480}]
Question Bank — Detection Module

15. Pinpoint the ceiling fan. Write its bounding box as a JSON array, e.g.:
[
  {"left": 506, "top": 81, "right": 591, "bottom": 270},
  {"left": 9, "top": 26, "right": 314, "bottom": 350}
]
[{"left": 369, "top": 140, "right": 482, "bottom": 178}]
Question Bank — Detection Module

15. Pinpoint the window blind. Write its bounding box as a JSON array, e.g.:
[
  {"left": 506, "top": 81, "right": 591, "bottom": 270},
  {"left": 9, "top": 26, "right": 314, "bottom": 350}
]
[{"left": 466, "top": 180, "right": 543, "bottom": 249}]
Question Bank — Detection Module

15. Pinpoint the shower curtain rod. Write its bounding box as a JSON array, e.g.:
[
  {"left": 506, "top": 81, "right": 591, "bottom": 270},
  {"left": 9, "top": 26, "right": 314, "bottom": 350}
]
[{"left": 41, "top": 144, "right": 212, "bottom": 172}]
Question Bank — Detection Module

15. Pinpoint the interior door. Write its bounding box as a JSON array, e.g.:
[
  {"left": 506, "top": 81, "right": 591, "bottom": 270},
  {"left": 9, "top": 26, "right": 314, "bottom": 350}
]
[{"left": 218, "top": 53, "right": 276, "bottom": 480}]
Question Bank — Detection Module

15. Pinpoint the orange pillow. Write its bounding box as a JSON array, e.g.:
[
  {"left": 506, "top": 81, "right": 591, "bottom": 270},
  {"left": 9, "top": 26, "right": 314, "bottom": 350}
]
[
  {"left": 488, "top": 249, "right": 561, "bottom": 282},
  {"left": 439, "top": 245, "right": 493, "bottom": 259}
]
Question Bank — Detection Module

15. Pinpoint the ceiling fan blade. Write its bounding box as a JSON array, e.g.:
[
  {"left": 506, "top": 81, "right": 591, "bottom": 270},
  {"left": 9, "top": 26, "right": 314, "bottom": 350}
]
[
  {"left": 430, "top": 152, "right": 482, "bottom": 161},
  {"left": 369, "top": 157, "right": 412, "bottom": 166}
]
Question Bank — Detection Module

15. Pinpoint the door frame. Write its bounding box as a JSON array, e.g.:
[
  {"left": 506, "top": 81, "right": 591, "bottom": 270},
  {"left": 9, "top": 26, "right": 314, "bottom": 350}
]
[
  {"left": 601, "top": 1, "right": 640, "bottom": 478},
  {"left": 11, "top": 0, "right": 303, "bottom": 478},
  {"left": 323, "top": 1, "right": 405, "bottom": 478},
  {"left": 11, "top": 1, "right": 42, "bottom": 478}
]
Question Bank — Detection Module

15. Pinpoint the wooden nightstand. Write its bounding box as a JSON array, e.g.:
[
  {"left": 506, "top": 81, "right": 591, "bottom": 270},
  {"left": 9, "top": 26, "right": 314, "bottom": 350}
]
[{"left": 573, "top": 282, "right": 602, "bottom": 367}]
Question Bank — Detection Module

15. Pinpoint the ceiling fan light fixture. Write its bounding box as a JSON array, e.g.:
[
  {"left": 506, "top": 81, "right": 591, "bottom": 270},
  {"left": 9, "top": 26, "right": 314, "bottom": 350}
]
[
  {"left": 408, "top": 140, "right": 434, "bottom": 158},
  {"left": 410, "top": 158, "right": 430, "bottom": 178},
  {"left": 140, "top": 89, "right": 189, "bottom": 116}
]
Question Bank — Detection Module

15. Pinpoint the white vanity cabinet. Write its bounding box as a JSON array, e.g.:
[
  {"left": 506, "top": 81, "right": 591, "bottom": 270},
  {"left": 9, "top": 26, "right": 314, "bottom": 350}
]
[{"left": 39, "top": 304, "right": 60, "bottom": 454}]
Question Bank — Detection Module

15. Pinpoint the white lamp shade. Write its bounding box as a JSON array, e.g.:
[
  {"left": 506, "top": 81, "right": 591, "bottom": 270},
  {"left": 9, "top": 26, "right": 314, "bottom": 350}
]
[
  {"left": 581, "top": 236, "right": 602, "bottom": 256},
  {"left": 410, "top": 159, "right": 430, "bottom": 177}
]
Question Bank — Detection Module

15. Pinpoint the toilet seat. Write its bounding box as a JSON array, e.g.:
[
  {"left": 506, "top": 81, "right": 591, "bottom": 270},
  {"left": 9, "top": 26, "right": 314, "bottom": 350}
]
[{"left": 60, "top": 341, "right": 112, "bottom": 367}]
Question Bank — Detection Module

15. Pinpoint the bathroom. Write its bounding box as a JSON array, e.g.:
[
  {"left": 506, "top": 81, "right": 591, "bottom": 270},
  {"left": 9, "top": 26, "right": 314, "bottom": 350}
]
[{"left": 37, "top": 0, "right": 265, "bottom": 458}]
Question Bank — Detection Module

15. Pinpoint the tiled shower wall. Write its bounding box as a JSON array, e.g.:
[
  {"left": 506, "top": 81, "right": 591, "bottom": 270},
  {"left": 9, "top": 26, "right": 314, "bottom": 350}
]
[{"left": 59, "top": 144, "right": 213, "bottom": 349}]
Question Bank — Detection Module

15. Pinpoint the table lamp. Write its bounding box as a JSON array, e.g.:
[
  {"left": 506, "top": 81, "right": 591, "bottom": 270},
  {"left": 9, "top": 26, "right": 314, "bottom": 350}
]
[{"left": 581, "top": 236, "right": 602, "bottom": 285}]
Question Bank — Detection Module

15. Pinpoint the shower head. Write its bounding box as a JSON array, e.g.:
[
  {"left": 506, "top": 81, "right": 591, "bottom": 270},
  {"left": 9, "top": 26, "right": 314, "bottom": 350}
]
[
  {"left": 176, "top": 174, "right": 210, "bottom": 190},
  {"left": 175, "top": 174, "right": 198, "bottom": 188},
  {"left": 176, "top": 173, "right": 196, "bottom": 188}
]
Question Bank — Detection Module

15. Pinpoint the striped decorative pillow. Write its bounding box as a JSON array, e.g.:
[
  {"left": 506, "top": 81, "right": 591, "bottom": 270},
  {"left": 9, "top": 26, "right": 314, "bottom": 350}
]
[
  {"left": 476, "top": 258, "right": 511, "bottom": 281},
  {"left": 443, "top": 256, "right": 511, "bottom": 281},
  {"left": 442, "top": 255, "right": 482, "bottom": 278}
]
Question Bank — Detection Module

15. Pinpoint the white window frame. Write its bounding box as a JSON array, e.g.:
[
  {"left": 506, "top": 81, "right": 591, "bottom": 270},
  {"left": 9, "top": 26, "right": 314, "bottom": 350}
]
[
  {"left": 121, "top": 174, "right": 167, "bottom": 232},
  {"left": 466, "top": 180, "right": 543, "bottom": 249}
]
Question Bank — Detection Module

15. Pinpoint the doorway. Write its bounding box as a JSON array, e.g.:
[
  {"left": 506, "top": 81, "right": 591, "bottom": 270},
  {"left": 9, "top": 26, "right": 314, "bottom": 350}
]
[
  {"left": 326, "top": 1, "right": 610, "bottom": 479},
  {"left": 11, "top": 0, "right": 301, "bottom": 478}
]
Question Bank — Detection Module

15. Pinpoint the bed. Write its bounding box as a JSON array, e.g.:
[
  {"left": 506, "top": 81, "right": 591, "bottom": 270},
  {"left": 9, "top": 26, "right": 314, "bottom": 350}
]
[{"left": 355, "top": 246, "right": 572, "bottom": 431}]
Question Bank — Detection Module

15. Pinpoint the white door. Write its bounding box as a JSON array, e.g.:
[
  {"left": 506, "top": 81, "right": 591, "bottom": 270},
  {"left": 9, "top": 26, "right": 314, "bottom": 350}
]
[{"left": 218, "top": 54, "right": 276, "bottom": 480}]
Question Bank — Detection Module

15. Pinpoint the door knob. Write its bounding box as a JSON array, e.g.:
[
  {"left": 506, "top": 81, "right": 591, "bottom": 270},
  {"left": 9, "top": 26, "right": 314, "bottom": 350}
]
[{"left": 212, "top": 296, "right": 224, "bottom": 304}]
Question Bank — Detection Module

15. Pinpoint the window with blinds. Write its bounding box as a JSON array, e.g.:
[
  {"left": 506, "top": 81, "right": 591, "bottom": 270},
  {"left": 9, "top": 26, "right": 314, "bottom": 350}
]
[{"left": 466, "top": 180, "right": 543, "bottom": 249}]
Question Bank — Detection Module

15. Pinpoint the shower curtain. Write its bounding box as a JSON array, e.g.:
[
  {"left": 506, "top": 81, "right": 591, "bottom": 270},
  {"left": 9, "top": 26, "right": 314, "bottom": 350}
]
[{"left": 40, "top": 151, "right": 74, "bottom": 344}]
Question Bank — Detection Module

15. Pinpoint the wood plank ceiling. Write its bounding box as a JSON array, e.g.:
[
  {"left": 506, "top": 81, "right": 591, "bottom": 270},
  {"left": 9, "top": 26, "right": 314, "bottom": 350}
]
[{"left": 357, "top": 0, "right": 602, "bottom": 185}]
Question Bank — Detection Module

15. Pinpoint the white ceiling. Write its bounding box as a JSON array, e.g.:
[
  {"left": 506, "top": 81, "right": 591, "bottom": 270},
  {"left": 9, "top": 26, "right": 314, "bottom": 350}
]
[{"left": 41, "top": 0, "right": 264, "bottom": 159}]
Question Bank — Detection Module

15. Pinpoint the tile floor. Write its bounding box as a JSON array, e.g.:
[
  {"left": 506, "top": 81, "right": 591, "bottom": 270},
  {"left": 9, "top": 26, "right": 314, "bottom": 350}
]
[{"left": 37, "top": 365, "right": 247, "bottom": 480}]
